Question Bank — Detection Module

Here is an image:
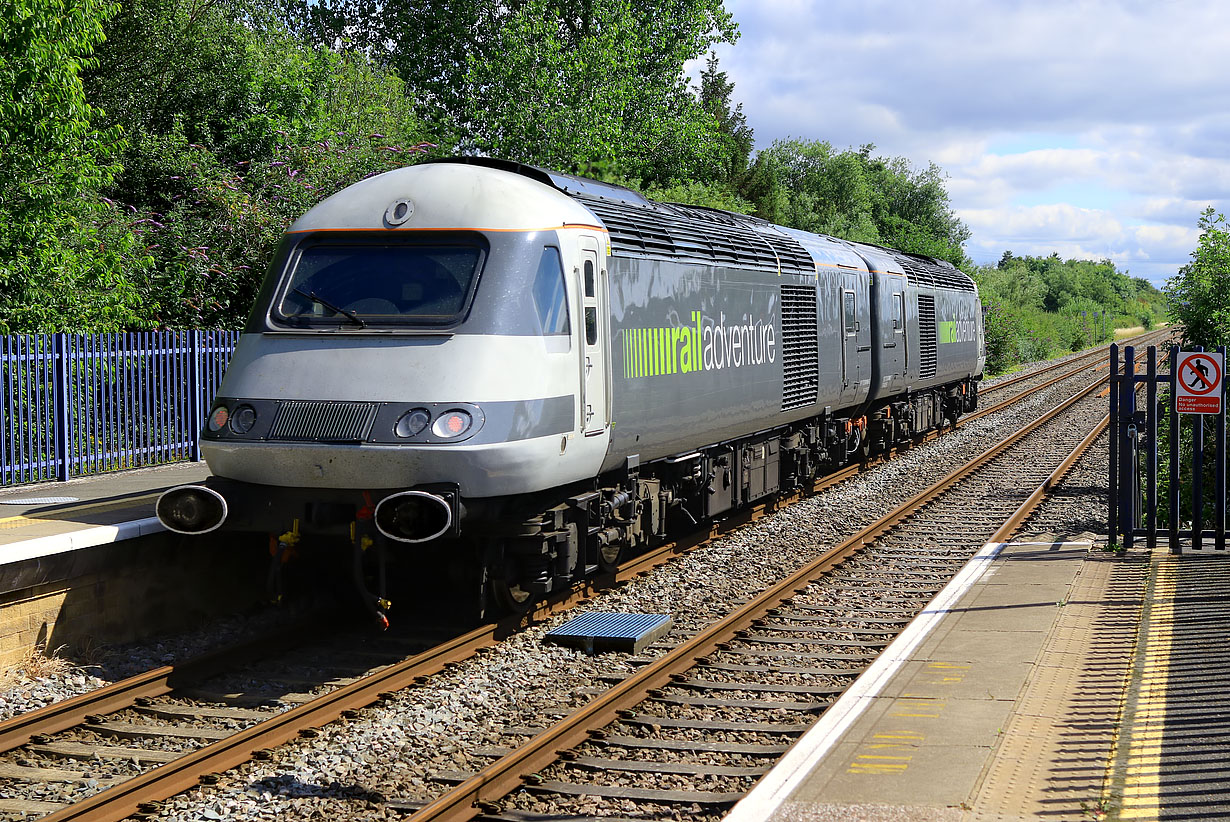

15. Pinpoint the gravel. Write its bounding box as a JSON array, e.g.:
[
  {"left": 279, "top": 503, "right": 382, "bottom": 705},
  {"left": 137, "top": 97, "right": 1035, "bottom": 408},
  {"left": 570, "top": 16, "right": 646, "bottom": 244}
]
[
  {"left": 152, "top": 352, "right": 1115, "bottom": 822},
  {"left": 0, "top": 348, "right": 1117, "bottom": 821}
]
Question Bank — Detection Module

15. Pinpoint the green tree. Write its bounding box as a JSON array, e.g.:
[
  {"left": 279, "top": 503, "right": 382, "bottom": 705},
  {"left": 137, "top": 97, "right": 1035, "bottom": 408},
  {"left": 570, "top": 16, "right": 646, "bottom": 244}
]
[
  {"left": 0, "top": 0, "right": 150, "bottom": 331},
  {"left": 974, "top": 254, "right": 1046, "bottom": 311},
  {"left": 971, "top": 250, "right": 1167, "bottom": 374},
  {"left": 698, "top": 52, "right": 754, "bottom": 184},
  {"left": 1166, "top": 208, "right": 1230, "bottom": 349},
  {"left": 304, "top": 0, "right": 738, "bottom": 181},
  {"left": 981, "top": 298, "right": 1022, "bottom": 374},
  {"left": 739, "top": 139, "right": 969, "bottom": 266},
  {"left": 72, "top": 0, "right": 432, "bottom": 328},
  {"left": 858, "top": 149, "right": 970, "bottom": 266},
  {"left": 1159, "top": 209, "right": 1230, "bottom": 533}
]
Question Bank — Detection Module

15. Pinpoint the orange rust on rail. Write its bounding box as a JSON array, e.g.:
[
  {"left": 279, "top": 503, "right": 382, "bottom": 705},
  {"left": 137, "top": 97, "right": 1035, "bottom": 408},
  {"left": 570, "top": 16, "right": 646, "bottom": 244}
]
[
  {"left": 404, "top": 368, "right": 1118, "bottom": 821},
  {"left": 25, "top": 338, "right": 1147, "bottom": 822}
]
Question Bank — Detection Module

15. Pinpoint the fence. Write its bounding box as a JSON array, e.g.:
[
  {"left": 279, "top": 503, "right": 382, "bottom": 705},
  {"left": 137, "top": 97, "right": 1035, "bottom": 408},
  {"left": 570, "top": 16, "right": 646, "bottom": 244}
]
[
  {"left": 1, "top": 331, "right": 238, "bottom": 487},
  {"left": 1110, "top": 343, "right": 1229, "bottom": 552}
]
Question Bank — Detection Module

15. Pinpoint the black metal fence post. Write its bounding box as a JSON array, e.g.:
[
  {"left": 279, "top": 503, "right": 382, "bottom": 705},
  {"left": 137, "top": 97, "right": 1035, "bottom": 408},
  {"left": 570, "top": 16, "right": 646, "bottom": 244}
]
[
  {"left": 1146, "top": 346, "right": 1158, "bottom": 550},
  {"left": 1169, "top": 346, "right": 1180, "bottom": 554},
  {"left": 1192, "top": 346, "right": 1205, "bottom": 551},
  {"left": 1109, "top": 344, "right": 1119, "bottom": 545},
  {"left": 1219, "top": 345, "right": 1227, "bottom": 552},
  {"left": 1125, "top": 346, "right": 1138, "bottom": 547}
]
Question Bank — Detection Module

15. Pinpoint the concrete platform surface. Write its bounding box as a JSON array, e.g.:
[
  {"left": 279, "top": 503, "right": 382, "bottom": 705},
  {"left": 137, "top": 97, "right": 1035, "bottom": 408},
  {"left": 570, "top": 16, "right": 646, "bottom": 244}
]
[
  {"left": 728, "top": 536, "right": 1230, "bottom": 821},
  {"left": 0, "top": 463, "right": 210, "bottom": 559}
]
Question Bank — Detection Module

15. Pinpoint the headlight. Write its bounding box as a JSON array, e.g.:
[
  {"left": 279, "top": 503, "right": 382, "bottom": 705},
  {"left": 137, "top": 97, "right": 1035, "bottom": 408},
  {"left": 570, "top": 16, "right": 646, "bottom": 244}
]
[
  {"left": 395, "top": 408, "right": 431, "bottom": 438},
  {"left": 431, "top": 409, "right": 473, "bottom": 439},
  {"left": 207, "top": 405, "right": 229, "bottom": 432},
  {"left": 230, "top": 404, "right": 257, "bottom": 434}
]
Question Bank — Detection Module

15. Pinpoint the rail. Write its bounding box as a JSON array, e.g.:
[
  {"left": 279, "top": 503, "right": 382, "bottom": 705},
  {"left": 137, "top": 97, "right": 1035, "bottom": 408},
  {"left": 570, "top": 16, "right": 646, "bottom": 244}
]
[{"left": 0, "top": 343, "right": 1122, "bottom": 821}]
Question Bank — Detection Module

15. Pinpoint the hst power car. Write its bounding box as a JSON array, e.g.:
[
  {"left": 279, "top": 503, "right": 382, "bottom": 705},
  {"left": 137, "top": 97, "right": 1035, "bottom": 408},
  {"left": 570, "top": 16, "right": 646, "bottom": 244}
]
[{"left": 157, "top": 157, "right": 985, "bottom": 622}]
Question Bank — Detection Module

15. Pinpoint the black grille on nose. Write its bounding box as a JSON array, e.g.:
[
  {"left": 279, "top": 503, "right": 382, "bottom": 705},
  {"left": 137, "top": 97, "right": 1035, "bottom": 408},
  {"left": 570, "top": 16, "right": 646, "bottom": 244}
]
[{"left": 270, "top": 400, "right": 379, "bottom": 442}]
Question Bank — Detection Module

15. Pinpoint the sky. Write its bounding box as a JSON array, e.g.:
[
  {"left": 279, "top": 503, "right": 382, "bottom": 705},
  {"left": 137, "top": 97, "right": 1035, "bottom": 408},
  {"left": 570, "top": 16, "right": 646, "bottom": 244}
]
[{"left": 709, "top": 0, "right": 1230, "bottom": 286}]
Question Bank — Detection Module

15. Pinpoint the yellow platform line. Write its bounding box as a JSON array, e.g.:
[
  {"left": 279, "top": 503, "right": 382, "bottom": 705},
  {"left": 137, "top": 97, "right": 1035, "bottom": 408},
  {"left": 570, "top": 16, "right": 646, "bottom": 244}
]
[
  {"left": 1103, "top": 555, "right": 1177, "bottom": 819},
  {"left": 0, "top": 492, "right": 160, "bottom": 530}
]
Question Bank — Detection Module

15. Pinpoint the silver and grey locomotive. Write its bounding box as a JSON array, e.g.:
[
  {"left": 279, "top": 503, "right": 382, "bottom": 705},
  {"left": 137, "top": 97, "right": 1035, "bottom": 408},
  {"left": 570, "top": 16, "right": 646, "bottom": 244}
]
[{"left": 157, "top": 158, "right": 985, "bottom": 622}]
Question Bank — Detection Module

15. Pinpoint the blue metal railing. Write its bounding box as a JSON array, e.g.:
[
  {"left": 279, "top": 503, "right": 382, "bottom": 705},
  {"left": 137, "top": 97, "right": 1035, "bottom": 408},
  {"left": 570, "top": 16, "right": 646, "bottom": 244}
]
[{"left": 1, "top": 331, "right": 239, "bottom": 487}]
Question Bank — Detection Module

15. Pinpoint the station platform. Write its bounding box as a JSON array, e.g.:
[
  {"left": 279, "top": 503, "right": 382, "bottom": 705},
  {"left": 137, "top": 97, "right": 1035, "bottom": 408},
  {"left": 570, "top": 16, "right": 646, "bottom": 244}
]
[
  {"left": 727, "top": 536, "right": 1230, "bottom": 821},
  {"left": 0, "top": 463, "right": 209, "bottom": 561}
]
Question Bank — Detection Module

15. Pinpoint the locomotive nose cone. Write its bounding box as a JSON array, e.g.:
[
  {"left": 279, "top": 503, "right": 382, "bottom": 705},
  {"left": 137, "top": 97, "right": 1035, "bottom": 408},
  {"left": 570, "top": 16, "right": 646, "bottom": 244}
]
[
  {"left": 156, "top": 485, "right": 228, "bottom": 534},
  {"left": 374, "top": 491, "right": 453, "bottom": 543}
]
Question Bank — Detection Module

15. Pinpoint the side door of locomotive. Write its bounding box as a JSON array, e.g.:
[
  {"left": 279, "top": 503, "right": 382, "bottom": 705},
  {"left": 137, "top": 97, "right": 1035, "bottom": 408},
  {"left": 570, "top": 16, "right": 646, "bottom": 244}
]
[
  {"left": 840, "top": 276, "right": 862, "bottom": 401},
  {"left": 881, "top": 276, "right": 906, "bottom": 389},
  {"left": 578, "top": 236, "right": 610, "bottom": 436}
]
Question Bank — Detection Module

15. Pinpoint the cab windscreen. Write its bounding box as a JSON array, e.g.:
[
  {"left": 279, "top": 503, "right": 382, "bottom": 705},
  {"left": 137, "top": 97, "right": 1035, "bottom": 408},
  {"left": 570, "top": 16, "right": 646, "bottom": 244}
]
[{"left": 275, "top": 243, "right": 483, "bottom": 327}]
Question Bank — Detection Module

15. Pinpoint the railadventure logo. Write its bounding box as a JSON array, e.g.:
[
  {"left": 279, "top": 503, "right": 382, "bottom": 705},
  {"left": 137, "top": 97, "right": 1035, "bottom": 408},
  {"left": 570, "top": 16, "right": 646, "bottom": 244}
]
[
  {"left": 623, "top": 311, "right": 776, "bottom": 379},
  {"left": 938, "top": 318, "right": 977, "bottom": 344}
]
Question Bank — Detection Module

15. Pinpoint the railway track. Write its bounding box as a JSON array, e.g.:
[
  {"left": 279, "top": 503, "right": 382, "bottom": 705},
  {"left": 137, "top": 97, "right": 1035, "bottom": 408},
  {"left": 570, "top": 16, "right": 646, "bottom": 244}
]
[
  {"left": 400, "top": 347, "right": 1138, "bottom": 821},
  {"left": 0, "top": 339, "right": 1160, "bottom": 821}
]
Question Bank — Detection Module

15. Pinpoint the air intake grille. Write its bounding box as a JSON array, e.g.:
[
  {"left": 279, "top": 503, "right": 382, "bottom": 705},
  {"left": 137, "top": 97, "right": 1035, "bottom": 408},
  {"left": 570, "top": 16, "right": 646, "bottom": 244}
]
[
  {"left": 918, "top": 295, "right": 938, "bottom": 379},
  {"left": 780, "top": 284, "right": 819, "bottom": 411},
  {"left": 270, "top": 400, "right": 379, "bottom": 442},
  {"left": 891, "top": 252, "right": 977, "bottom": 292},
  {"left": 574, "top": 194, "right": 814, "bottom": 277}
]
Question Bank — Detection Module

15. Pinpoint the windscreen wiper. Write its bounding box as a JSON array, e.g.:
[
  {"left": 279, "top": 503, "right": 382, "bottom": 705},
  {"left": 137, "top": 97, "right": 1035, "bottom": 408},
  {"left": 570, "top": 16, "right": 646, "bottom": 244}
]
[{"left": 292, "top": 287, "right": 367, "bottom": 328}]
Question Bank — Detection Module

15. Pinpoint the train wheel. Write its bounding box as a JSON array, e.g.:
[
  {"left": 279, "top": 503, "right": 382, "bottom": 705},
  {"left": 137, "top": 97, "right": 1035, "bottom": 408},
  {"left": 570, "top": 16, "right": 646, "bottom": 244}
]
[
  {"left": 598, "top": 540, "right": 623, "bottom": 572},
  {"left": 481, "top": 542, "right": 535, "bottom": 616},
  {"left": 491, "top": 576, "right": 533, "bottom": 614}
]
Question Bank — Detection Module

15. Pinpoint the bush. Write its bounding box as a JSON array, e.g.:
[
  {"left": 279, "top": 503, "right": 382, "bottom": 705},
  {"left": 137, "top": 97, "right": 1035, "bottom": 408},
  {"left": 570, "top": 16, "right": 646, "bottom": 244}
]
[
  {"left": 1167, "top": 207, "right": 1230, "bottom": 349},
  {"left": 981, "top": 299, "right": 1020, "bottom": 374}
]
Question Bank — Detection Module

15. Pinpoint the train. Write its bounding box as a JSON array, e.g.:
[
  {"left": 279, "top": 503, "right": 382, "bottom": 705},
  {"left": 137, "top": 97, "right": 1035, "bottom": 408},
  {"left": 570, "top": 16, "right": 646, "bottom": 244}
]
[{"left": 156, "top": 157, "right": 986, "bottom": 624}]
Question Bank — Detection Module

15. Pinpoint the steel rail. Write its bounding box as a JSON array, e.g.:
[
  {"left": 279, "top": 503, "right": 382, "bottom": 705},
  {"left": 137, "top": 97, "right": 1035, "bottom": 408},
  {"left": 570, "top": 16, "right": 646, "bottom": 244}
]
[
  {"left": 989, "top": 412, "right": 1109, "bottom": 545},
  {"left": 405, "top": 369, "right": 1117, "bottom": 821},
  {"left": 981, "top": 340, "right": 1161, "bottom": 543},
  {"left": 18, "top": 350, "right": 1123, "bottom": 822},
  {"left": 533, "top": 343, "right": 1141, "bottom": 615},
  {"left": 0, "top": 621, "right": 325, "bottom": 755},
  {"left": 979, "top": 330, "right": 1167, "bottom": 398}
]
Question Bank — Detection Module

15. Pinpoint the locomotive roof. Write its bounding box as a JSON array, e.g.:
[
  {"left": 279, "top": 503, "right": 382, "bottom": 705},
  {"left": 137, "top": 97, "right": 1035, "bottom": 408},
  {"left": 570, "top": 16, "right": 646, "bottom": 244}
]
[
  {"left": 437, "top": 159, "right": 974, "bottom": 293},
  {"left": 289, "top": 157, "right": 976, "bottom": 293},
  {"left": 286, "top": 159, "right": 598, "bottom": 233}
]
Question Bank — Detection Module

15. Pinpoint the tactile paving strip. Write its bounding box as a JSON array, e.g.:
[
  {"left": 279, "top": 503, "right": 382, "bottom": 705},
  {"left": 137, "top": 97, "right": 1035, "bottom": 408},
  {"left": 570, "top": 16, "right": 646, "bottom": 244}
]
[
  {"left": 967, "top": 547, "right": 1150, "bottom": 820},
  {"left": 1101, "top": 553, "right": 1230, "bottom": 819}
]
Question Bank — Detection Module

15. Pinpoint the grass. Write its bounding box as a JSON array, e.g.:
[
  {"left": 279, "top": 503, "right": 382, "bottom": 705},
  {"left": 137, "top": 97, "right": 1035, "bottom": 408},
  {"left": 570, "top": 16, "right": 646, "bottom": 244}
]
[
  {"left": 0, "top": 644, "right": 76, "bottom": 689},
  {"left": 1114, "top": 325, "right": 1147, "bottom": 339}
]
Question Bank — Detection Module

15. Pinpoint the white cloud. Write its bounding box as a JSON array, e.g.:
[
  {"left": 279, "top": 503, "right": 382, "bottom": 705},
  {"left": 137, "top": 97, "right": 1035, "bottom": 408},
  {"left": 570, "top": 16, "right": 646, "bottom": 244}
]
[
  {"left": 716, "top": 0, "right": 1230, "bottom": 284},
  {"left": 961, "top": 203, "right": 1200, "bottom": 278}
]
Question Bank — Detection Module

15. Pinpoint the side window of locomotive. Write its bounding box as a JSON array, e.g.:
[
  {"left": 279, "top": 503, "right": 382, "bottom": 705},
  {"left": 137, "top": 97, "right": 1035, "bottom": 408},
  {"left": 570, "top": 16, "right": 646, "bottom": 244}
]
[
  {"left": 843, "top": 291, "right": 856, "bottom": 335},
  {"left": 583, "top": 259, "right": 598, "bottom": 345},
  {"left": 275, "top": 244, "right": 482, "bottom": 326},
  {"left": 531, "top": 247, "right": 570, "bottom": 336},
  {"left": 893, "top": 293, "right": 904, "bottom": 331}
]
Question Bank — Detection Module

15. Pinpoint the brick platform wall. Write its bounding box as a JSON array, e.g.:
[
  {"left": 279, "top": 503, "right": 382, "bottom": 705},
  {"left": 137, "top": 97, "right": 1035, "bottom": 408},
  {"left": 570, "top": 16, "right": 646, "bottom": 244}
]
[{"left": 0, "top": 532, "right": 267, "bottom": 669}]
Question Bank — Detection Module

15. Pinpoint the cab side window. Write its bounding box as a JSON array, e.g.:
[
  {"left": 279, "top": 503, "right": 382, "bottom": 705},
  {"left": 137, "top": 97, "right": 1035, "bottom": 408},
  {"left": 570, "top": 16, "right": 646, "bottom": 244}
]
[
  {"left": 531, "top": 247, "right": 570, "bottom": 336},
  {"left": 583, "top": 259, "right": 598, "bottom": 345}
]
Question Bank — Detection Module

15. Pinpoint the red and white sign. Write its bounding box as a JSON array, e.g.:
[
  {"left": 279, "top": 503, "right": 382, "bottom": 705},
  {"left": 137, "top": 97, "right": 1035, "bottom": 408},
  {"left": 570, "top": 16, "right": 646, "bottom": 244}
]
[{"left": 1176, "top": 351, "right": 1223, "bottom": 414}]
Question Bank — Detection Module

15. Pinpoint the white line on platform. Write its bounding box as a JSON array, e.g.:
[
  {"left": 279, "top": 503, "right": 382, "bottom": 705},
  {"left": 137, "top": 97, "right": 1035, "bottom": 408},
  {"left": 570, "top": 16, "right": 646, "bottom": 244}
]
[
  {"left": 2, "top": 518, "right": 167, "bottom": 565},
  {"left": 724, "top": 540, "right": 1014, "bottom": 822}
]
